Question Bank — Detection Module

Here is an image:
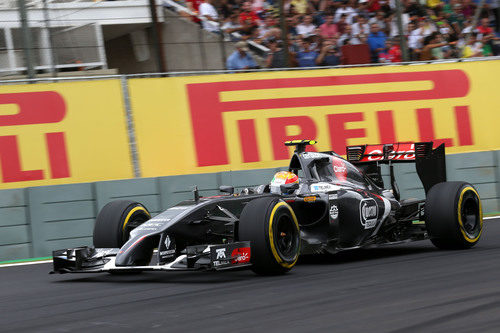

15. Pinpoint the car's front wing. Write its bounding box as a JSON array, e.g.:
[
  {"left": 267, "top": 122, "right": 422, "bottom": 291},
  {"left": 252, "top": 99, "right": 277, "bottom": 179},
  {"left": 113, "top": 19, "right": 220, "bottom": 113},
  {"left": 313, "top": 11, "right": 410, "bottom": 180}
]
[{"left": 51, "top": 241, "right": 252, "bottom": 274}]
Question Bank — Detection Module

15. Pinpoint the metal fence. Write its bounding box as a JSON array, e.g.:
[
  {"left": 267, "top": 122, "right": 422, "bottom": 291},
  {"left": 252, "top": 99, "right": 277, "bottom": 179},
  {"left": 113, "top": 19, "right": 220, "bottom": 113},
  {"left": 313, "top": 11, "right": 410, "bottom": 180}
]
[{"left": 1, "top": 55, "right": 500, "bottom": 84}]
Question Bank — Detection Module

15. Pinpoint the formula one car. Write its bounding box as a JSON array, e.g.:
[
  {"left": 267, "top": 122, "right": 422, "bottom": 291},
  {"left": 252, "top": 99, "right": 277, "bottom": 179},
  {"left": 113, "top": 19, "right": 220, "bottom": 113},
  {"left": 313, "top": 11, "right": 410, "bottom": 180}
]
[{"left": 52, "top": 140, "right": 483, "bottom": 275}]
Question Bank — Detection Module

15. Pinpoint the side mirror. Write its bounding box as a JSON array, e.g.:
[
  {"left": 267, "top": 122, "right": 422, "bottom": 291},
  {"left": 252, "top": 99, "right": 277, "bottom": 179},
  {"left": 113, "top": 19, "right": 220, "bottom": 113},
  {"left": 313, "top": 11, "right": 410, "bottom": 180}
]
[
  {"left": 280, "top": 183, "right": 299, "bottom": 194},
  {"left": 219, "top": 185, "right": 234, "bottom": 195}
]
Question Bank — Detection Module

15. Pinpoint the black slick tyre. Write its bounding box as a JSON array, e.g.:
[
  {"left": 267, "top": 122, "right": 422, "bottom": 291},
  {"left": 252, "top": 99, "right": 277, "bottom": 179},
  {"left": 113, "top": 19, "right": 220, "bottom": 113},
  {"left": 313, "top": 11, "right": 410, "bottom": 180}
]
[
  {"left": 239, "top": 197, "right": 300, "bottom": 275},
  {"left": 425, "top": 181, "right": 483, "bottom": 249},
  {"left": 93, "top": 200, "right": 151, "bottom": 248}
]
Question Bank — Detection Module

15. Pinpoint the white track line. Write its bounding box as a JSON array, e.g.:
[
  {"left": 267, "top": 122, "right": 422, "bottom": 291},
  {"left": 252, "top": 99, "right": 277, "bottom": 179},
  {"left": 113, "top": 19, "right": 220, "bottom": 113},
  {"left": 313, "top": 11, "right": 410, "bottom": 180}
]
[
  {"left": 1, "top": 216, "right": 499, "bottom": 268},
  {"left": 0, "top": 259, "right": 53, "bottom": 268}
]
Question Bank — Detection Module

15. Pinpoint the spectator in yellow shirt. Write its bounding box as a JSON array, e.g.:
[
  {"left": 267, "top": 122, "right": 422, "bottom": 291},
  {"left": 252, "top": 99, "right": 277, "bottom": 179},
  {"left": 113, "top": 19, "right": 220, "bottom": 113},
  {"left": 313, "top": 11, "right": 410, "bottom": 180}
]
[
  {"left": 462, "top": 33, "right": 483, "bottom": 58},
  {"left": 291, "top": 0, "right": 308, "bottom": 14},
  {"left": 427, "top": 0, "right": 443, "bottom": 12}
]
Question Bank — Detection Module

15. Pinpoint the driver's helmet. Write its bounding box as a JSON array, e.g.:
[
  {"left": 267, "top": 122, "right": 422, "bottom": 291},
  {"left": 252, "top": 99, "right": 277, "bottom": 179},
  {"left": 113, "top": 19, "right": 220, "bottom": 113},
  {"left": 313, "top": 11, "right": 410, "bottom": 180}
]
[{"left": 270, "top": 171, "right": 299, "bottom": 194}]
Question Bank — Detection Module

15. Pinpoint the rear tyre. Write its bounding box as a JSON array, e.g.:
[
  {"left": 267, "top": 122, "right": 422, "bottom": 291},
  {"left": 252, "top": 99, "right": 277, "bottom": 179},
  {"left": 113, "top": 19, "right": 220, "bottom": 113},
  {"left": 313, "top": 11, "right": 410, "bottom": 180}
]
[
  {"left": 239, "top": 197, "right": 300, "bottom": 275},
  {"left": 93, "top": 200, "right": 151, "bottom": 248},
  {"left": 425, "top": 182, "right": 483, "bottom": 249}
]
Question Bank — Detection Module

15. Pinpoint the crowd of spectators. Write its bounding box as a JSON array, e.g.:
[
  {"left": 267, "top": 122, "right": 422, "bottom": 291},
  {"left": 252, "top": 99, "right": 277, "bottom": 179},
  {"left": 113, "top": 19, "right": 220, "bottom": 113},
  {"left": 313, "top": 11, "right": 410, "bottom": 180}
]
[{"left": 180, "top": 0, "right": 500, "bottom": 70}]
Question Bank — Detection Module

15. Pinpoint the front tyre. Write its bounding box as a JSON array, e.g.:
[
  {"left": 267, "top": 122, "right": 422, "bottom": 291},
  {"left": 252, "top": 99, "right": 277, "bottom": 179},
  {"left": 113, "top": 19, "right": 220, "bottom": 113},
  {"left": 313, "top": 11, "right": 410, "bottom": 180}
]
[
  {"left": 93, "top": 200, "right": 151, "bottom": 248},
  {"left": 239, "top": 197, "right": 300, "bottom": 275},
  {"left": 425, "top": 182, "right": 483, "bottom": 249}
]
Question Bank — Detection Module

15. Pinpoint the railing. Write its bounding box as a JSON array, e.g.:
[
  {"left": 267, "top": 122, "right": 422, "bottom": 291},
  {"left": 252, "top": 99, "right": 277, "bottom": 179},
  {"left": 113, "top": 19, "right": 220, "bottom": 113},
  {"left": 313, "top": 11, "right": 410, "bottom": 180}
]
[
  {"left": 0, "top": 55, "right": 498, "bottom": 84},
  {"left": 0, "top": 21, "right": 107, "bottom": 76},
  {"left": 0, "top": 0, "right": 113, "bottom": 9}
]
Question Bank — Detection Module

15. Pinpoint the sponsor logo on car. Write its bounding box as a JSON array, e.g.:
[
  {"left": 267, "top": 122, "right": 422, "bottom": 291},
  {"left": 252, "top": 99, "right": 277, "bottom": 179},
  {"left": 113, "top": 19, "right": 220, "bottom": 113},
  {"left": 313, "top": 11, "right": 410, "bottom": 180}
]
[
  {"left": 329, "top": 193, "right": 338, "bottom": 200},
  {"left": 135, "top": 222, "right": 164, "bottom": 231},
  {"left": 216, "top": 248, "right": 226, "bottom": 259},
  {"left": 149, "top": 217, "right": 171, "bottom": 222},
  {"left": 311, "top": 183, "right": 342, "bottom": 193},
  {"left": 158, "top": 235, "right": 176, "bottom": 262},
  {"left": 360, "top": 198, "right": 378, "bottom": 229},
  {"left": 164, "top": 235, "right": 171, "bottom": 248},
  {"left": 92, "top": 248, "right": 117, "bottom": 257},
  {"left": 210, "top": 242, "right": 251, "bottom": 268},
  {"left": 332, "top": 157, "right": 347, "bottom": 181},
  {"left": 302, "top": 152, "right": 328, "bottom": 159},
  {"left": 363, "top": 143, "right": 416, "bottom": 162},
  {"left": 303, "top": 196, "right": 316, "bottom": 202},
  {"left": 330, "top": 205, "right": 339, "bottom": 219},
  {"left": 213, "top": 260, "right": 231, "bottom": 267},
  {"left": 231, "top": 247, "right": 251, "bottom": 264}
]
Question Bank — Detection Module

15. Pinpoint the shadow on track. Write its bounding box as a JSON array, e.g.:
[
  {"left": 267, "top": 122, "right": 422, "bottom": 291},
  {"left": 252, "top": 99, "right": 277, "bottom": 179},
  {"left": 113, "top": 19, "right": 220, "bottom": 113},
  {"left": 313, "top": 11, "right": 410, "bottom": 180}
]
[
  {"left": 298, "top": 243, "right": 437, "bottom": 265},
  {"left": 51, "top": 269, "right": 256, "bottom": 284}
]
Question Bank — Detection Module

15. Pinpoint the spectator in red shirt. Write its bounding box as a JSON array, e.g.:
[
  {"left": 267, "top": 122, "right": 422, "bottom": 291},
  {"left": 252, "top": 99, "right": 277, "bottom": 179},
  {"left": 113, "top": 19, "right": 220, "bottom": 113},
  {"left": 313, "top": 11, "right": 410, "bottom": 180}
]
[
  {"left": 388, "top": 39, "right": 402, "bottom": 62},
  {"left": 377, "top": 38, "right": 401, "bottom": 63},
  {"left": 336, "top": 14, "right": 348, "bottom": 35},
  {"left": 186, "top": 0, "right": 202, "bottom": 13},
  {"left": 367, "top": 0, "right": 381, "bottom": 13},
  {"left": 477, "top": 17, "right": 493, "bottom": 35},
  {"left": 239, "top": 1, "right": 260, "bottom": 27},
  {"left": 184, "top": 0, "right": 203, "bottom": 23}
]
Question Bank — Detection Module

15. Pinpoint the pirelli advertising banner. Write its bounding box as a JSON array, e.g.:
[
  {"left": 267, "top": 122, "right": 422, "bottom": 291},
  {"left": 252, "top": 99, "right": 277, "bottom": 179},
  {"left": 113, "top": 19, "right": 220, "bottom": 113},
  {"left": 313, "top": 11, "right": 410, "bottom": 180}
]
[
  {"left": 129, "top": 61, "right": 500, "bottom": 178},
  {"left": 1, "top": 61, "right": 500, "bottom": 190},
  {"left": 0, "top": 80, "right": 133, "bottom": 190}
]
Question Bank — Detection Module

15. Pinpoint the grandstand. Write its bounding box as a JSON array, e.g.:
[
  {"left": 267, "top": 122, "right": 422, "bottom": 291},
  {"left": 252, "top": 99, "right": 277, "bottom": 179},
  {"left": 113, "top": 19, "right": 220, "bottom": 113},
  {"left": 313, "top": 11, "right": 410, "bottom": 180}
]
[{"left": 0, "top": 0, "right": 498, "bottom": 77}]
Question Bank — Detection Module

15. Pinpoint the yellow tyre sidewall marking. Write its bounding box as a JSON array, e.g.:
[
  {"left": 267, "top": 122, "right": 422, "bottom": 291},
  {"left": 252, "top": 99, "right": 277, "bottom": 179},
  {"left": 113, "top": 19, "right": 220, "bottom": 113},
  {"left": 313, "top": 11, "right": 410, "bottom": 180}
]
[
  {"left": 457, "top": 186, "right": 483, "bottom": 243},
  {"left": 122, "top": 206, "right": 151, "bottom": 231},
  {"left": 268, "top": 201, "right": 300, "bottom": 269}
]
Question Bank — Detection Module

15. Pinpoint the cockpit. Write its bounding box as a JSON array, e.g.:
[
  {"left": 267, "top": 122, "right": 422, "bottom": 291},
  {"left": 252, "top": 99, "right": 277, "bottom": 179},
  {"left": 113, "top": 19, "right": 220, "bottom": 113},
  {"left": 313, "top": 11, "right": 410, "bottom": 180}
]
[{"left": 289, "top": 151, "right": 369, "bottom": 189}]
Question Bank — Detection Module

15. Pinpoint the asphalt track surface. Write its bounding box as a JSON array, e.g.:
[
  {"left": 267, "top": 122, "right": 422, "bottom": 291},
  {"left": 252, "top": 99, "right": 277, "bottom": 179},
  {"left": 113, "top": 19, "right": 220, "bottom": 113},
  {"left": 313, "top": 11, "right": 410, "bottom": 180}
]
[{"left": 1, "top": 218, "right": 500, "bottom": 333}]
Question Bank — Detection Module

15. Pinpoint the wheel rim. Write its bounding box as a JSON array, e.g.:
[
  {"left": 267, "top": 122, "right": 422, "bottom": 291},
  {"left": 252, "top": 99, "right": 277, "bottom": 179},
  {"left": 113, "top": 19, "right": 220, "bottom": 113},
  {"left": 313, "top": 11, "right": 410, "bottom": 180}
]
[
  {"left": 460, "top": 191, "right": 481, "bottom": 239},
  {"left": 273, "top": 213, "right": 299, "bottom": 262}
]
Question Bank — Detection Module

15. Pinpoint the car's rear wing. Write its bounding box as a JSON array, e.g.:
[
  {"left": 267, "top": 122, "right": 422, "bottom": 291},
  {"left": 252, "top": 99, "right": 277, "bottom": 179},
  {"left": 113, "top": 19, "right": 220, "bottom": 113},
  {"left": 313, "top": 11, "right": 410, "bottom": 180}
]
[
  {"left": 346, "top": 142, "right": 435, "bottom": 163},
  {"left": 346, "top": 142, "right": 446, "bottom": 195}
]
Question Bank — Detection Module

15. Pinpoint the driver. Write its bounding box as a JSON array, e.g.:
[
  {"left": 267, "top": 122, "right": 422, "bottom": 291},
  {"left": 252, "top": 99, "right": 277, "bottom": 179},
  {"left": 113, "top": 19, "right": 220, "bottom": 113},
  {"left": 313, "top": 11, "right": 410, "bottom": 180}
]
[{"left": 270, "top": 171, "right": 299, "bottom": 194}]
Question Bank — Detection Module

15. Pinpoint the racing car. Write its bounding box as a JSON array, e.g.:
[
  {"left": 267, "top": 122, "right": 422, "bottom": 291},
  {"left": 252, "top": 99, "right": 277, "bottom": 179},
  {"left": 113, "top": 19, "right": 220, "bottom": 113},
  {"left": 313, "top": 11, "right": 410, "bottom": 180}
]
[{"left": 52, "top": 140, "right": 483, "bottom": 275}]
